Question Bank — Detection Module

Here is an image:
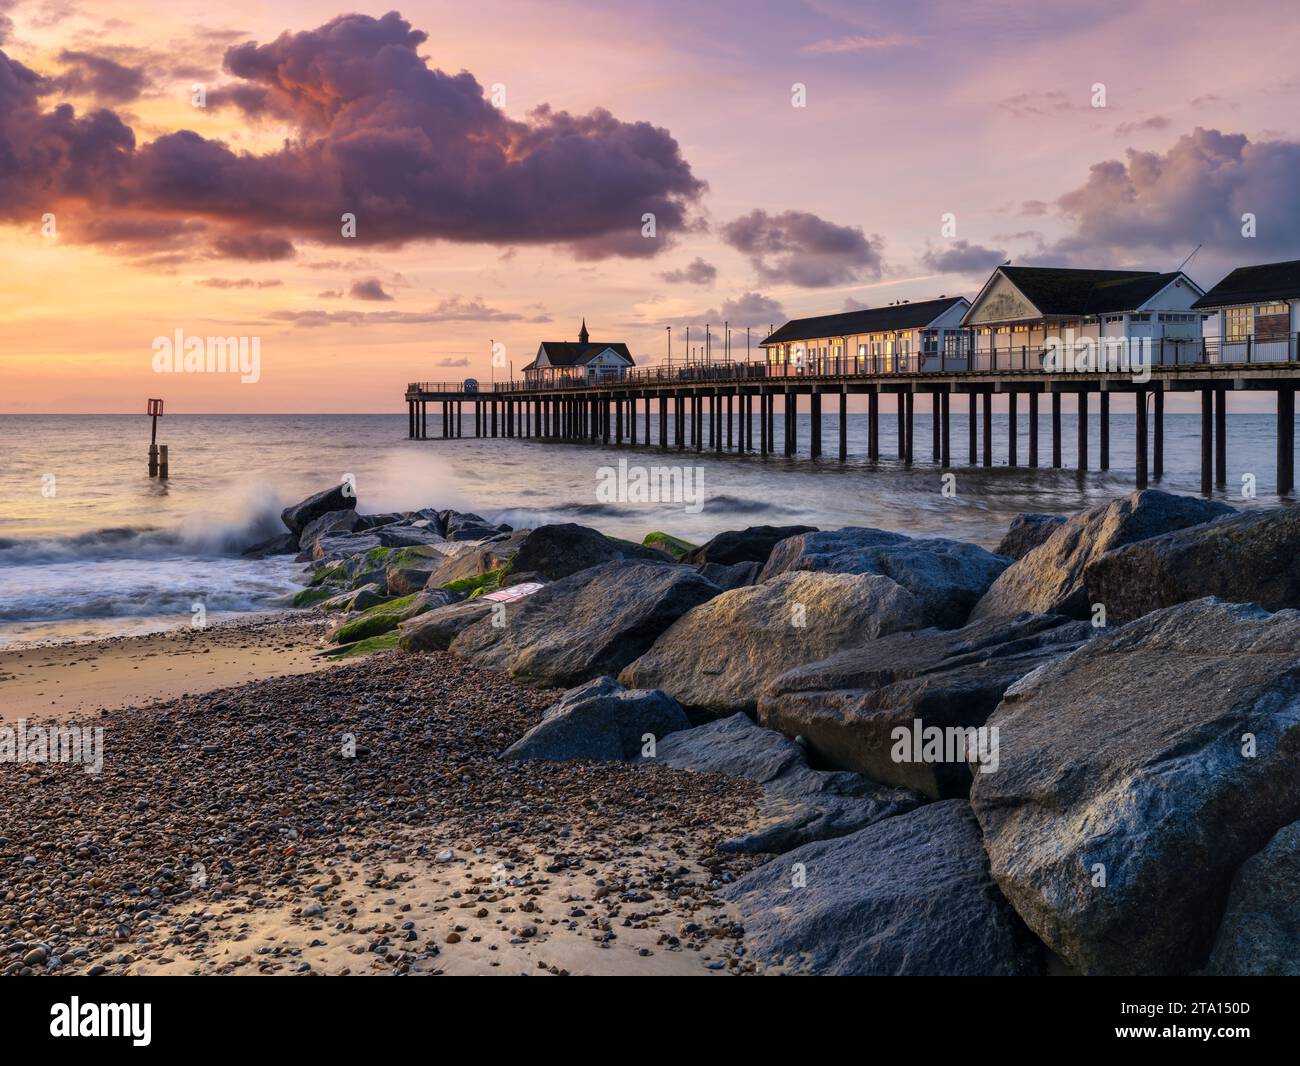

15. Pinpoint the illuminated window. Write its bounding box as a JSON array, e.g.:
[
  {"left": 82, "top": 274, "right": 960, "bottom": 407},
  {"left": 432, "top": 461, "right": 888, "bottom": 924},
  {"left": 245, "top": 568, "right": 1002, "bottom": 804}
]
[{"left": 1225, "top": 306, "right": 1250, "bottom": 341}]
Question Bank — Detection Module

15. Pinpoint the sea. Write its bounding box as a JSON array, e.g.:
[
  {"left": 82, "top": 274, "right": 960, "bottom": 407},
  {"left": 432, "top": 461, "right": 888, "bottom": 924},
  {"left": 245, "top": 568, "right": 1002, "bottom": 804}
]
[{"left": 0, "top": 411, "right": 1289, "bottom": 646}]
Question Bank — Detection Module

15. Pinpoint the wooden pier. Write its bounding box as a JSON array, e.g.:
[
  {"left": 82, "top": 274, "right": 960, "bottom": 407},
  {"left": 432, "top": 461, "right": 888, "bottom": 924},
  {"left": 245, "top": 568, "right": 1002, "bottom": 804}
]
[{"left": 404, "top": 356, "right": 1300, "bottom": 499}]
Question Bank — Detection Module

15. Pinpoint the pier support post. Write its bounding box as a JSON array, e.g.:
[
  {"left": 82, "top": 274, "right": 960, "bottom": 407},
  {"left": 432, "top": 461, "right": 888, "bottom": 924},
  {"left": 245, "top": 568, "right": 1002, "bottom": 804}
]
[
  {"left": 968, "top": 394, "right": 977, "bottom": 465},
  {"left": 491, "top": 399, "right": 499, "bottom": 438},
  {"left": 1201, "top": 389, "right": 1213, "bottom": 496},
  {"left": 1051, "top": 392, "right": 1062, "bottom": 468},
  {"left": 715, "top": 392, "right": 723, "bottom": 454},
  {"left": 785, "top": 391, "right": 798, "bottom": 457},
  {"left": 1100, "top": 392, "right": 1110, "bottom": 470},
  {"left": 659, "top": 395, "right": 668, "bottom": 448},
  {"left": 1029, "top": 391, "right": 1039, "bottom": 467},
  {"left": 896, "top": 395, "right": 905, "bottom": 459},
  {"left": 1215, "top": 387, "right": 1227, "bottom": 487},
  {"left": 1136, "top": 389, "right": 1149, "bottom": 488},
  {"left": 868, "top": 390, "right": 879, "bottom": 460},
  {"left": 407, "top": 401, "right": 414, "bottom": 439},
  {"left": 931, "top": 392, "right": 941, "bottom": 463},
  {"left": 904, "top": 390, "right": 914, "bottom": 467},
  {"left": 760, "top": 394, "right": 769, "bottom": 456},
  {"left": 458, "top": 401, "right": 464, "bottom": 438},
  {"left": 1278, "top": 386, "right": 1295, "bottom": 495},
  {"left": 982, "top": 391, "right": 992, "bottom": 467},
  {"left": 811, "top": 391, "right": 822, "bottom": 458},
  {"left": 941, "top": 391, "right": 951, "bottom": 468},
  {"left": 766, "top": 391, "right": 775, "bottom": 452},
  {"left": 1153, "top": 389, "right": 1164, "bottom": 480},
  {"left": 1077, "top": 391, "right": 1088, "bottom": 472},
  {"left": 839, "top": 391, "right": 848, "bottom": 462},
  {"left": 694, "top": 393, "right": 703, "bottom": 452},
  {"left": 1007, "top": 392, "right": 1018, "bottom": 467}
]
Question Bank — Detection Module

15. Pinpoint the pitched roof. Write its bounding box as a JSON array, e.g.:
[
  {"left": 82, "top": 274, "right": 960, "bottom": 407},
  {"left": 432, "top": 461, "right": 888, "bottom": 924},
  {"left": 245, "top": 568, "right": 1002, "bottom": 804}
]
[
  {"left": 759, "top": 297, "right": 967, "bottom": 346},
  {"left": 1191, "top": 259, "right": 1300, "bottom": 309},
  {"left": 996, "top": 267, "right": 1192, "bottom": 316},
  {"left": 529, "top": 341, "right": 633, "bottom": 368}
]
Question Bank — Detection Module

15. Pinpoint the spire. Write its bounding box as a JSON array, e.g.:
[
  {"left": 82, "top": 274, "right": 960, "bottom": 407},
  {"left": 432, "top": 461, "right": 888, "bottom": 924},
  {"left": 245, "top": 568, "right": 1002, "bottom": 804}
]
[{"left": 578, "top": 318, "right": 589, "bottom": 345}]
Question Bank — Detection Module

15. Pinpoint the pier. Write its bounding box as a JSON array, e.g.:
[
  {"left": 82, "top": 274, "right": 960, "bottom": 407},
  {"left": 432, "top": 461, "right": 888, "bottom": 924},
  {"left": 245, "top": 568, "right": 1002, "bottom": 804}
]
[{"left": 404, "top": 344, "right": 1300, "bottom": 499}]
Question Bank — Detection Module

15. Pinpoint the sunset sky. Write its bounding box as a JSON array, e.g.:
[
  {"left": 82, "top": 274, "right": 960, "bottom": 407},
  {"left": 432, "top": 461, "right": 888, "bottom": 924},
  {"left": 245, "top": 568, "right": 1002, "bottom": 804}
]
[{"left": 2, "top": 0, "right": 1299, "bottom": 412}]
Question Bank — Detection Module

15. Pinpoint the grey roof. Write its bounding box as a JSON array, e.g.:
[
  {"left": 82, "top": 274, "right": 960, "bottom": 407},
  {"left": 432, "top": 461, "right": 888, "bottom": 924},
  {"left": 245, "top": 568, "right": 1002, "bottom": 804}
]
[
  {"left": 1192, "top": 260, "right": 1300, "bottom": 309},
  {"left": 760, "top": 297, "right": 967, "bottom": 346},
  {"left": 992, "top": 267, "right": 1191, "bottom": 317},
  {"left": 526, "top": 342, "right": 634, "bottom": 370}
]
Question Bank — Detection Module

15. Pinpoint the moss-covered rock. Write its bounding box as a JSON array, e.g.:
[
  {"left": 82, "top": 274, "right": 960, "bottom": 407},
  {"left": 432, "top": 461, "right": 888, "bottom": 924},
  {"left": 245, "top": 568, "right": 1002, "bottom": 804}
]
[
  {"left": 440, "top": 567, "right": 504, "bottom": 597},
  {"left": 291, "top": 586, "right": 337, "bottom": 608},
  {"left": 642, "top": 531, "right": 698, "bottom": 559}
]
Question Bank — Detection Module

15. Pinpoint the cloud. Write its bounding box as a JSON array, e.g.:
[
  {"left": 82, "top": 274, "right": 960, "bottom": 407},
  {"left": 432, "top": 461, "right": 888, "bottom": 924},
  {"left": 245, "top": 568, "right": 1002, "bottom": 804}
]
[
  {"left": 210, "top": 233, "right": 296, "bottom": 261},
  {"left": 721, "top": 209, "right": 882, "bottom": 287},
  {"left": 350, "top": 277, "right": 393, "bottom": 301},
  {"left": 0, "top": 11, "right": 704, "bottom": 262},
  {"left": 698, "top": 291, "right": 787, "bottom": 326},
  {"left": 801, "top": 33, "right": 923, "bottom": 54},
  {"left": 659, "top": 256, "right": 717, "bottom": 285},
  {"left": 52, "top": 50, "right": 149, "bottom": 103},
  {"left": 197, "top": 277, "right": 282, "bottom": 288},
  {"left": 842, "top": 297, "right": 870, "bottom": 311},
  {"left": 1031, "top": 127, "right": 1300, "bottom": 263},
  {"left": 997, "top": 91, "right": 1077, "bottom": 119},
  {"left": 920, "top": 240, "right": 1008, "bottom": 275},
  {"left": 434, "top": 356, "right": 469, "bottom": 367},
  {"left": 269, "top": 295, "right": 523, "bottom": 328},
  {"left": 1115, "top": 115, "right": 1171, "bottom": 137}
]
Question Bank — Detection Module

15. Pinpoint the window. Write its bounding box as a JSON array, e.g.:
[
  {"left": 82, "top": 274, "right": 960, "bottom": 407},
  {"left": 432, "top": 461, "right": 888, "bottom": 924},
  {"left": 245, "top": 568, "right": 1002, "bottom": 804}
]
[
  {"left": 1225, "top": 306, "right": 1250, "bottom": 341},
  {"left": 1130, "top": 313, "right": 1151, "bottom": 322}
]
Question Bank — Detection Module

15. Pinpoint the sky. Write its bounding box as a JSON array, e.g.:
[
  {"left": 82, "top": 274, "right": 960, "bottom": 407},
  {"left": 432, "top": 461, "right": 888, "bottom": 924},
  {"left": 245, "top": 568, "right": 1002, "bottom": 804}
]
[{"left": 2, "top": 0, "right": 1299, "bottom": 412}]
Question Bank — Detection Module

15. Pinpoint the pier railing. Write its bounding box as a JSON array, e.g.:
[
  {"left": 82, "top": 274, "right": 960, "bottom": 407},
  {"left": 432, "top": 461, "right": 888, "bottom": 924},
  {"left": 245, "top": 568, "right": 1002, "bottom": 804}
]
[{"left": 408, "top": 334, "right": 1300, "bottom": 395}]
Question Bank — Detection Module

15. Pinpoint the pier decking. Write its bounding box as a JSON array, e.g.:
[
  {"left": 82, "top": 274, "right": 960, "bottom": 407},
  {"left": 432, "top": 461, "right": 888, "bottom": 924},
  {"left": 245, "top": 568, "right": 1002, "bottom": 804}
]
[{"left": 405, "top": 340, "right": 1300, "bottom": 498}]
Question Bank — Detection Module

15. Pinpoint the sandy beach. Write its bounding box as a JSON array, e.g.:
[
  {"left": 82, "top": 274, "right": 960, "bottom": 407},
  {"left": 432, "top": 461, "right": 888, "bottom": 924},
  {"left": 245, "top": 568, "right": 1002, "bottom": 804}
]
[{"left": 0, "top": 633, "right": 764, "bottom": 977}]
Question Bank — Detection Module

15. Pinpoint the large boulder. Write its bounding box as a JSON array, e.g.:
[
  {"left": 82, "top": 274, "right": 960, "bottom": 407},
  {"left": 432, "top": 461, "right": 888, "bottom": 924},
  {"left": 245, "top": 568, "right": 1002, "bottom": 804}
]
[
  {"left": 331, "top": 588, "right": 459, "bottom": 644},
  {"left": 652, "top": 714, "right": 921, "bottom": 854},
  {"left": 306, "top": 531, "right": 382, "bottom": 564},
  {"left": 682, "top": 524, "right": 817, "bottom": 567},
  {"left": 422, "top": 530, "right": 530, "bottom": 588},
  {"left": 450, "top": 561, "right": 720, "bottom": 687},
  {"left": 1204, "top": 820, "right": 1300, "bottom": 976},
  {"left": 618, "top": 571, "right": 923, "bottom": 718},
  {"left": 398, "top": 598, "right": 495, "bottom": 651},
  {"left": 695, "top": 560, "right": 760, "bottom": 591},
  {"left": 970, "top": 598, "right": 1300, "bottom": 975},
  {"left": 372, "top": 525, "right": 448, "bottom": 550},
  {"left": 723, "top": 800, "right": 1040, "bottom": 976},
  {"left": 439, "top": 509, "right": 512, "bottom": 541},
  {"left": 506, "top": 523, "right": 665, "bottom": 582},
  {"left": 1085, "top": 507, "right": 1300, "bottom": 624},
  {"left": 502, "top": 677, "right": 690, "bottom": 761},
  {"left": 759, "top": 528, "right": 1009, "bottom": 628},
  {"left": 760, "top": 613, "right": 1092, "bottom": 798},
  {"left": 970, "top": 490, "right": 1233, "bottom": 621},
  {"left": 995, "top": 512, "right": 1066, "bottom": 561},
  {"left": 297, "top": 508, "right": 362, "bottom": 552},
  {"left": 281, "top": 484, "right": 357, "bottom": 536}
]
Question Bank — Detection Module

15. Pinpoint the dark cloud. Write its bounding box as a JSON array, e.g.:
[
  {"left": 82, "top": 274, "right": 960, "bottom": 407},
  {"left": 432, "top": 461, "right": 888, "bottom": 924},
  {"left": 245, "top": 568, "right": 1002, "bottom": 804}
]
[
  {"left": 920, "top": 239, "right": 1008, "bottom": 275},
  {"left": 659, "top": 256, "right": 717, "bottom": 285},
  {"left": 196, "top": 277, "right": 282, "bottom": 288},
  {"left": 1030, "top": 127, "right": 1300, "bottom": 263},
  {"left": 697, "top": 291, "right": 787, "bottom": 326},
  {"left": 0, "top": 11, "right": 704, "bottom": 262},
  {"left": 721, "top": 209, "right": 882, "bottom": 287},
  {"left": 350, "top": 277, "right": 393, "bottom": 301},
  {"left": 52, "top": 50, "right": 149, "bottom": 103}
]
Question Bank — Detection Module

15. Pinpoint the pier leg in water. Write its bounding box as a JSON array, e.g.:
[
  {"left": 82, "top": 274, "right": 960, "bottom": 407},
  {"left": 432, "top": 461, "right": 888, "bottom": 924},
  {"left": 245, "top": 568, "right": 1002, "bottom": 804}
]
[
  {"left": 1201, "top": 389, "right": 1213, "bottom": 496},
  {"left": 1153, "top": 388, "right": 1164, "bottom": 479},
  {"left": 766, "top": 389, "right": 774, "bottom": 450},
  {"left": 1029, "top": 391, "right": 1039, "bottom": 467},
  {"left": 785, "top": 391, "right": 798, "bottom": 457},
  {"left": 1051, "top": 392, "right": 1062, "bottom": 468},
  {"left": 1136, "top": 389, "right": 1149, "bottom": 488},
  {"left": 1100, "top": 391, "right": 1109, "bottom": 470},
  {"left": 982, "top": 391, "right": 992, "bottom": 467},
  {"left": 760, "top": 393, "right": 769, "bottom": 456},
  {"left": 715, "top": 392, "right": 723, "bottom": 454},
  {"left": 1007, "top": 392, "right": 1017, "bottom": 467},
  {"left": 904, "top": 390, "right": 914, "bottom": 467},
  {"left": 839, "top": 391, "right": 848, "bottom": 462},
  {"left": 931, "top": 392, "right": 940, "bottom": 462},
  {"left": 940, "top": 390, "right": 950, "bottom": 468},
  {"left": 1278, "top": 386, "right": 1295, "bottom": 495},
  {"left": 896, "top": 394, "right": 905, "bottom": 459},
  {"left": 1077, "top": 391, "right": 1088, "bottom": 472},
  {"left": 968, "top": 394, "right": 976, "bottom": 465},
  {"left": 810, "top": 391, "right": 822, "bottom": 459},
  {"left": 1215, "top": 387, "right": 1227, "bottom": 487},
  {"left": 868, "top": 389, "right": 879, "bottom": 460}
]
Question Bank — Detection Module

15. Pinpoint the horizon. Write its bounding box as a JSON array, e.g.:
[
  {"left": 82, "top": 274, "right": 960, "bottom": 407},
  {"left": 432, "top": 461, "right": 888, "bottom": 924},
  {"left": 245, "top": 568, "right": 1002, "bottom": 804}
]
[{"left": 2, "top": 1, "right": 1299, "bottom": 412}]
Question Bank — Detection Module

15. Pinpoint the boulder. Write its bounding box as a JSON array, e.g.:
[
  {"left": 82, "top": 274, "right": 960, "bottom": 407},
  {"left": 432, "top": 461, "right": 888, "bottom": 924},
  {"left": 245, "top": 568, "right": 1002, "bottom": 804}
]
[
  {"left": 355, "top": 512, "right": 407, "bottom": 531},
  {"left": 652, "top": 714, "right": 921, "bottom": 854},
  {"left": 618, "top": 571, "right": 923, "bottom": 717},
  {"left": 502, "top": 677, "right": 690, "bottom": 761},
  {"left": 723, "top": 800, "right": 1040, "bottom": 975},
  {"left": 320, "top": 584, "right": 391, "bottom": 613},
  {"left": 995, "top": 512, "right": 1066, "bottom": 560},
  {"left": 307, "top": 531, "right": 382, "bottom": 564},
  {"left": 439, "top": 509, "right": 511, "bottom": 541},
  {"left": 506, "top": 523, "right": 666, "bottom": 582},
  {"left": 240, "top": 532, "right": 299, "bottom": 558},
  {"left": 970, "top": 490, "right": 1233, "bottom": 621},
  {"left": 372, "top": 525, "right": 448, "bottom": 549},
  {"left": 281, "top": 484, "right": 357, "bottom": 535},
  {"left": 1204, "top": 820, "right": 1300, "bottom": 976},
  {"left": 970, "top": 598, "right": 1300, "bottom": 975},
  {"left": 398, "top": 598, "right": 495, "bottom": 651},
  {"left": 695, "top": 560, "right": 760, "bottom": 591},
  {"left": 759, "top": 527, "right": 1009, "bottom": 628},
  {"left": 422, "top": 530, "right": 530, "bottom": 588},
  {"left": 297, "top": 509, "right": 362, "bottom": 551},
  {"left": 451, "top": 561, "right": 720, "bottom": 687},
  {"left": 1084, "top": 507, "right": 1300, "bottom": 624},
  {"left": 682, "top": 524, "right": 817, "bottom": 567},
  {"left": 760, "top": 613, "right": 1093, "bottom": 798}
]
